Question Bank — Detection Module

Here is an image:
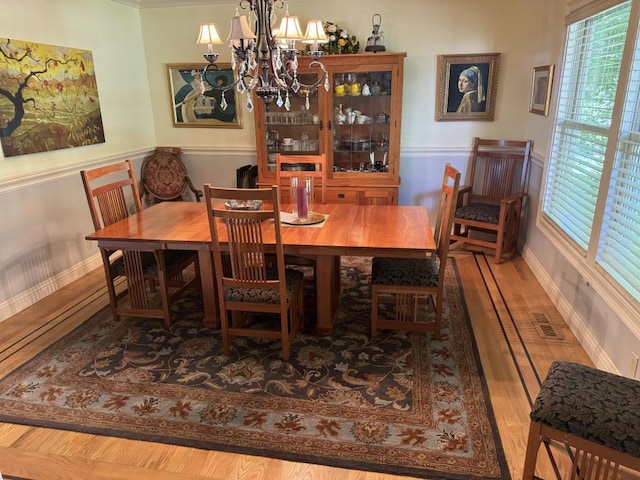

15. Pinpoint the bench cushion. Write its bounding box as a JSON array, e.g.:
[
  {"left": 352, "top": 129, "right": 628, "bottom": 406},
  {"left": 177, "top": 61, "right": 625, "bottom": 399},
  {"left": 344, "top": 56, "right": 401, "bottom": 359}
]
[{"left": 531, "top": 361, "right": 640, "bottom": 457}]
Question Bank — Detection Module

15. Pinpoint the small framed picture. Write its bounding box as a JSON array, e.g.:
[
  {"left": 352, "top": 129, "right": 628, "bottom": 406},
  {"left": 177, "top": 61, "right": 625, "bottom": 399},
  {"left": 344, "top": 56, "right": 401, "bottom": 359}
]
[
  {"left": 167, "top": 63, "right": 242, "bottom": 128},
  {"left": 435, "top": 53, "right": 501, "bottom": 121},
  {"left": 530, "top": 65, "right": 554, "bottom": 116}
]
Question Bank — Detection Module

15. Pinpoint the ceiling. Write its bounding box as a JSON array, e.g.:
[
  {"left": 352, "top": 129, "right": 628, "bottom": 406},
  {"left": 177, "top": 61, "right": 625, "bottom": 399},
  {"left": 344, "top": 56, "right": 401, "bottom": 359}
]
[{"left": 110, "top": 0, "right": 236, "bottom": 8}]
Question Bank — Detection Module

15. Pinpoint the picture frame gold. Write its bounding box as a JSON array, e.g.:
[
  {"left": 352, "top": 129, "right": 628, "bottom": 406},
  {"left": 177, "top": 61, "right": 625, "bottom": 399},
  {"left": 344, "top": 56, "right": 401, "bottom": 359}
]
[
  {"left": 530, "top": 64, "right": 554, "bottom": 116},
  {"left": 167, "top": 63, "right": 242, "bottom": 128},
  {"left": 435, "top": 53, "right": 500, "bottom": 121}
]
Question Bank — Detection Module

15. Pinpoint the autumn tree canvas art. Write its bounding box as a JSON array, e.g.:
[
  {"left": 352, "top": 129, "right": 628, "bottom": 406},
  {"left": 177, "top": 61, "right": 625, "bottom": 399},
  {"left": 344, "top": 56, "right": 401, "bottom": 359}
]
[{"left": 0, "top": 38, "right": 105, "bottom": 157}]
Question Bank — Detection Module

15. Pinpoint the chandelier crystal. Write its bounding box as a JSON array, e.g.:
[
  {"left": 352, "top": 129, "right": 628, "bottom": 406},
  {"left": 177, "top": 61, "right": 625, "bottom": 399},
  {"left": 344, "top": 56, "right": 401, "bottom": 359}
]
[{"left": 197, "top": 0, "right": 329, "bottom": 112}]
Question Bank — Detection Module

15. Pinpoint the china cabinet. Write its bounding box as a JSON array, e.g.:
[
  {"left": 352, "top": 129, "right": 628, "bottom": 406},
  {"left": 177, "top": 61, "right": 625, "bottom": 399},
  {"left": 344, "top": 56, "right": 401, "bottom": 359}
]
[{"left": 252, "top": 52, "right": 405, "bottom": 205}]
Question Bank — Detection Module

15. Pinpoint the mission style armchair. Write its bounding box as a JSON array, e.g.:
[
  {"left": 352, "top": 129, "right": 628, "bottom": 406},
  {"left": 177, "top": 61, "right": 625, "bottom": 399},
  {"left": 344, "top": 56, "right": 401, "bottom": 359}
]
[{"left": 450, "top": 137, "right": 532, "bottom": 264}]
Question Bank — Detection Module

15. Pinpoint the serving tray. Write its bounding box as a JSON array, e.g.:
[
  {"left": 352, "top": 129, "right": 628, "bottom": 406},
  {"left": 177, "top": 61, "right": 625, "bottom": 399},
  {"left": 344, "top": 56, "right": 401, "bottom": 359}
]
[{"left": 280, "top": 211, "right": 326, "bottom": 225}]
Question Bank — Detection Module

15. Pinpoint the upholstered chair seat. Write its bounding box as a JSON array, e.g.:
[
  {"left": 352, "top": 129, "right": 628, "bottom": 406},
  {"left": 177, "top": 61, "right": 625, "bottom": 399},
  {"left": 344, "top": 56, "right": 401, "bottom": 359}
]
[
  {"left": 224, "top": 269, "right": 304, "bottom": 303},
  {"left": 371, "top": 257, "right": 439, "bottom": 288},
  {"left": 454, "top": 202, "right": 500, "bottom": 224},
  {"left": 530, "top": 361, "right": 640, "bottom": 457},
  {"left": 109, "top": 250, "right": 194, "bottom": 277},
  {"left": 522, "top": 360, "right": 640, "bottom": 479}
]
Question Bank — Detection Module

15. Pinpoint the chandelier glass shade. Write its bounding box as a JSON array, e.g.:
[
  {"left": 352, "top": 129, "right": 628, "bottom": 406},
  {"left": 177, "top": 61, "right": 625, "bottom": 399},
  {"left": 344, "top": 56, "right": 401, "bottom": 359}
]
[{"left": 197, "top": 0, "right": 329, "bottom": 112}]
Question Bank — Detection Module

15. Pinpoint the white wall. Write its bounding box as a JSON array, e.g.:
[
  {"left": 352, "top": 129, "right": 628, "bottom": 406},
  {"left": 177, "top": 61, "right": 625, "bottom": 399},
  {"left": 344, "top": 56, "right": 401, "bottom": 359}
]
[
  {"left": 142, "top": 0, "right": 551, "bottom": 150},
  {"left": 0, "top": 0, "right": 155, "bottom": 313},
  {"left": 0, "top": 0, "right": 156, "bottom": 178}
]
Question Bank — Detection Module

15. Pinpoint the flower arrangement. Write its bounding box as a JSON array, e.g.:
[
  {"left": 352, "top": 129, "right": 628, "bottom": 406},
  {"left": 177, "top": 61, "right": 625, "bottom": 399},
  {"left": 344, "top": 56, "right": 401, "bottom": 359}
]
[{"left": 320, "top": 21, "right": 360, "bottom": 55}]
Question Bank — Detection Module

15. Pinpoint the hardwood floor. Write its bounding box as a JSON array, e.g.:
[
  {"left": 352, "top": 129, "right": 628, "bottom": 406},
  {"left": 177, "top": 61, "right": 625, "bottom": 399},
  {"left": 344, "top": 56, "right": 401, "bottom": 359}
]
[{"left": 0, "top": 250, "right": 594, "bottom": 480}]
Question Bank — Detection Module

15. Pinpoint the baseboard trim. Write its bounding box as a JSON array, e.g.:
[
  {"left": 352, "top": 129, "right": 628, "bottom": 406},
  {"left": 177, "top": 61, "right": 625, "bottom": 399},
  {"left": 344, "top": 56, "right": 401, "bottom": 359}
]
[
  {"left": 521, "top": 245, "right": 616, "bottom": 373},
  {"left": 0, "top": 254, "right": 103, "bottom": 323}
]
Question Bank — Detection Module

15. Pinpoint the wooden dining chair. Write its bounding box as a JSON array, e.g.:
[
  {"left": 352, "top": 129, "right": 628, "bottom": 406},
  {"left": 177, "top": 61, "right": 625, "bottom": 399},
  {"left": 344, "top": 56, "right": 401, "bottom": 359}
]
[
  {"left": 275, "top": 153, "right": 327, "bottom": 204},
  {"left": 236, "top": 164, "right": 258, "bottom": 189},
  {"left": 81, "top": 159, "right": 199, "bottom": 327},
  {"left": 450, "top": 137, "right": 532, "bottom": 263},
  {"left": 370, "top": 163, "right": 461, "bottom": 339},
  {"left": 204, "top": 185, "right": 305, "bottom": 361},
  {"left": 275, "top": 153, "right": 327, "bottom": 314}
]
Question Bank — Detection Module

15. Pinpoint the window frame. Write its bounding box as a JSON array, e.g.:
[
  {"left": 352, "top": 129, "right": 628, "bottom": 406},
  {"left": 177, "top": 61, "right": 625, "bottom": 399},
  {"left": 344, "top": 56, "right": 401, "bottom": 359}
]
[{"left": 537, "top": 0, "right": 640, "bottom": 338}]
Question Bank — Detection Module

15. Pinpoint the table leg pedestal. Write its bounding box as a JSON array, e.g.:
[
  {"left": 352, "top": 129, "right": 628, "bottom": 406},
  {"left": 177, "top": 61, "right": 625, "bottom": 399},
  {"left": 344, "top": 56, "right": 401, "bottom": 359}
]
[
  {"left": 198, "top": 250, "right": 219, "bottom": 328},
  {"left": 314, "top": 255, "right": 341, "bottom": 335}
]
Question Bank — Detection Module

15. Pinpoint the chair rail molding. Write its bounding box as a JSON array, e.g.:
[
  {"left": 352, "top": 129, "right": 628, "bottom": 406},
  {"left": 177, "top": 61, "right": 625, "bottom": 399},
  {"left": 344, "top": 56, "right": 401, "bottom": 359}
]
[{"left": 0, "top": 148, "right": 152, "bottom": 195}]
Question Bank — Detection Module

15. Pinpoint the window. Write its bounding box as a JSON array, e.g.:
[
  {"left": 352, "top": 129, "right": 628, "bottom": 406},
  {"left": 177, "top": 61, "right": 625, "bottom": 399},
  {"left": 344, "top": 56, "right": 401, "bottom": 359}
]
[
  {"left": 542, "top": 0, "right": 640, "bottom": 308},
  {"left": 597, "top": 21, "right": 640, "bottom": 303}
]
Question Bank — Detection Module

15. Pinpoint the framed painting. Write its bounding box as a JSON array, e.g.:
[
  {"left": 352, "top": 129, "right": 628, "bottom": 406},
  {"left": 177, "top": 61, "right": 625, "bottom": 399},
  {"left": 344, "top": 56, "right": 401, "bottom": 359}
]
[
  {"left": 435, "top": 53, "right": 501, "bottom": 121},
  {"left": 0, "top": 37, "right": 105, "bottom": 157},
  {"left": 530, "top": 64, "right": 554, "bottom": 116},
  {"left": 167, "top": 63, "right": 242, "bottom": 128}
]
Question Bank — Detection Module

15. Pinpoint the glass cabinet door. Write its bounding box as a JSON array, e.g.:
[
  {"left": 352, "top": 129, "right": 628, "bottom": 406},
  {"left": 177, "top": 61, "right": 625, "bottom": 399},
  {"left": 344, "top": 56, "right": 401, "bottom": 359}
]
[
  {"left": 263, "top": 73, "right": 321, "bottom": 173},
  {"left": 331, "top": 70, "right": 392, "bottom": 175}
]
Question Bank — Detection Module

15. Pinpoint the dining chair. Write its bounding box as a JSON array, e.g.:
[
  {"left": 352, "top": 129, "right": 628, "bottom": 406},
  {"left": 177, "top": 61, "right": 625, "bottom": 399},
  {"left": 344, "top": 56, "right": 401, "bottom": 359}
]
[
  {"left": 236, "top": 164, "right": 258, "bottom": 189},
  {"left": 81, "top": 159, "right": 199, "bottom": 327},
  {"left": 204, "top": 185, "right": 305, "bottom": 361},
  {"left": 450, "top": 137, "right": 532, "bottom": 263},
  {"left": 275, "top": 153, "right": 327, "bottom": 204},
  {"left": 140, "top": 147, "right": 203, "bottom": 205},
  {"left": 370, "top": 163, "right": 461, "bottom": 339}
]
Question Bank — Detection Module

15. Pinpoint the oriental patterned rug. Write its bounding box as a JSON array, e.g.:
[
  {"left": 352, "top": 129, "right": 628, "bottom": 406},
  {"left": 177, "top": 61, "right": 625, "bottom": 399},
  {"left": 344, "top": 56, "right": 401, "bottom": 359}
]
[{"left": 0, "top": 258, "right": 509, "bottom": 480}]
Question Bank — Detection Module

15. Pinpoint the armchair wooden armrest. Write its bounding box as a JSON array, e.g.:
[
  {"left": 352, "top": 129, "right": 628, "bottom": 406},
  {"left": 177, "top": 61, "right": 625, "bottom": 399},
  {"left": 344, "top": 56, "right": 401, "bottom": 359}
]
[
  {"left": 500, "top": 191, "right": 527, "bottom": 206},
  {"left": 457, "top": 185, "right": 472, "bottom": 206},
  {"left": 185, "top": 175, "right": 203, "bottom": 202}
]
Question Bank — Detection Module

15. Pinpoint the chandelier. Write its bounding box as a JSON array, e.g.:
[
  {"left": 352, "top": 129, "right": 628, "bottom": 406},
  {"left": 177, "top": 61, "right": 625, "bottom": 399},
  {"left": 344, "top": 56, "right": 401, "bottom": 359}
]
[{"left": 196, "top": 0, "right": 330, "bottom": 112}]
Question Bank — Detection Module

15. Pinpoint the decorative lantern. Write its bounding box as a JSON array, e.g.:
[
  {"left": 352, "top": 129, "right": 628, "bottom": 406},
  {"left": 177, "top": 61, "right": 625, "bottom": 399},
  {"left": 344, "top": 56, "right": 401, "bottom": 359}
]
[{"left": 365, "top": 14, "right": 385, "bottom": 52}]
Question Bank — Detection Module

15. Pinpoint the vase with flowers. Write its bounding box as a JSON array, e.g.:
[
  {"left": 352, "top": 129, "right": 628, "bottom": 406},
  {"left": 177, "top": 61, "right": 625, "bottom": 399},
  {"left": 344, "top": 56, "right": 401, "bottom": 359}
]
[{"left": 320, "top": 21, "right": 360, "bottom": 55}]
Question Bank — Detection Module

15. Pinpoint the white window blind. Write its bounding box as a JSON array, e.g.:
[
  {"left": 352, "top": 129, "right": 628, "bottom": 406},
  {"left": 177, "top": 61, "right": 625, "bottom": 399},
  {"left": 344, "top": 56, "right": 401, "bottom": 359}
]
[
  {"left": 543, "top": 2, "right": 631, "bottom": 251},
  {"left": 597, "top": 23, "right": 640, "bottom": 303}
]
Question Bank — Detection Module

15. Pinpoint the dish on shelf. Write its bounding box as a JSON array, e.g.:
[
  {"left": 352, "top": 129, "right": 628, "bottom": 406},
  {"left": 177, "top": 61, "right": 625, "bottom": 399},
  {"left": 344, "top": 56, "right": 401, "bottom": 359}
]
[{"left": 340, "top": 139, "right": 375, "bottom": 151}]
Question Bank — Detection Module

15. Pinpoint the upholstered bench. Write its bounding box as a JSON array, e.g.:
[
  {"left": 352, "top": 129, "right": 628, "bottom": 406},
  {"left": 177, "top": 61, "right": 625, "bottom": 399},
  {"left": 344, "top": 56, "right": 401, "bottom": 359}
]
[{"left": 522, "top": 361, "right": 640, "bottom": 479}]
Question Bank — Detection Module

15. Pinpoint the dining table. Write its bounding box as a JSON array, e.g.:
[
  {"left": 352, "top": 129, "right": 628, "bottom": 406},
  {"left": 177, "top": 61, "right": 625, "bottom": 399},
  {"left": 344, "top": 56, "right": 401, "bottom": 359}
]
[{"left": 85, "top": 201, "right": 434, "bottom": 334}]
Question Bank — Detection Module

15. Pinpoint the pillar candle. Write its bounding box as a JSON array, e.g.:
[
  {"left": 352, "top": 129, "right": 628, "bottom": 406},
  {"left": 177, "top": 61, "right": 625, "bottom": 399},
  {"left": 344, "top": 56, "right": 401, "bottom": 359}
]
[{"left": 296, "top": 185, "right": 308, "bottom": 218}]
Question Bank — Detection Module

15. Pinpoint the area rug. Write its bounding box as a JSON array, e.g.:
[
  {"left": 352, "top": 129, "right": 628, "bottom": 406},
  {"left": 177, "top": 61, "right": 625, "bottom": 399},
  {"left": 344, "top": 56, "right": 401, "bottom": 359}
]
[{"left": 0, "top": 258, "right": 509, "bottom": 480}]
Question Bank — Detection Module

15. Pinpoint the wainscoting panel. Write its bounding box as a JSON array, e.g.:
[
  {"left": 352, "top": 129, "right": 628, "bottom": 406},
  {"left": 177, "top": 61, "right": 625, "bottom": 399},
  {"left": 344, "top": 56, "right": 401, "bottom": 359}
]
[{"left": 0, "top": 146, "right": 257, "bottom": 322}]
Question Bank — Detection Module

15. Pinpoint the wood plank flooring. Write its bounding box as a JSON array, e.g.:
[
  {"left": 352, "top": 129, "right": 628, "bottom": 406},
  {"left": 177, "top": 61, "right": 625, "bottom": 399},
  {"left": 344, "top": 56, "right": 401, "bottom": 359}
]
[{"left": 0, "top": 250, "right": 594, "bottom": 480}]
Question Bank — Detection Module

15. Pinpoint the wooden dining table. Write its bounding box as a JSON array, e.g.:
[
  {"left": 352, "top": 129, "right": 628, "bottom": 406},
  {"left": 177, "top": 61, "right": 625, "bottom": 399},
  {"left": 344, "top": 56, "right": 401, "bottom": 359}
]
[{"left": 86, "top": 201, "right": 434, "bottom": 334}]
